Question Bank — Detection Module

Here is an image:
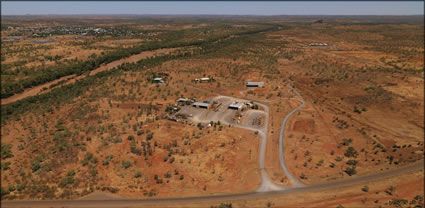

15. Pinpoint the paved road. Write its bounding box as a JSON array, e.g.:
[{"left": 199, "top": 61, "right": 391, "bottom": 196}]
[
  {"left": 244, "top": 84, "right": 307, "bottom": 187},
  {"left": 2, "top": 162, "right": 423, "bottom": 207},
  {"left": 234, "top": 101, "right": 287, "bottom": 192},
  {"left": 185, "top": 87, "right": 296, "bottom": 191},
  {"left": 277, "top": 86, "right": 306, "bottom": 187},
  {"left": 3, "top": 85, "right": 423, "bottom": 207},
  {"left": 181, "top": 92, "right": 283, "bottom": 192}
]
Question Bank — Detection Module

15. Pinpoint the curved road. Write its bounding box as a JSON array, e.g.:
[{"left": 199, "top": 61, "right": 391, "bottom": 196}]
[
  {"left": 186, "top": 86, "right": 296, "bottom": 191},
  {"left": 3, "top": 84, "right": 424, "bottom": 207},
  {"left": 2, "top": 162, "right": 423, "bottom": 207},
  {"left": 182, "top": 93, "right": 282, "bottom": 192},
  {"left": 277, "top": 85, "right": 306, "bottom": 187},
  {"left": 244, "top": 84, "right": 307, "bottom": 187}
]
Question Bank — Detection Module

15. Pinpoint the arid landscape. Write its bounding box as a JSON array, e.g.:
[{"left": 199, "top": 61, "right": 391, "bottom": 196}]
[{"left": 1, "top": 13, "right": 424, "bottom": 208}]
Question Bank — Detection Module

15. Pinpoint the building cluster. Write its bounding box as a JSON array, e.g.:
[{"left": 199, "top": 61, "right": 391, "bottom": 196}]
[
  {"left": 32, "top": 40, "right": 57, "bottom": 44},
  {"left": 191, "top": 100, "right": 254, "bottom": 111},
  {"left": 4, "top": 25, "right": 155, "bottom": 39},
  {"left": 1, "top": 36, "right": 23, "bottom": 42},
  {"left": 309, "top": 43, "right": 328, "bottom": 46}
]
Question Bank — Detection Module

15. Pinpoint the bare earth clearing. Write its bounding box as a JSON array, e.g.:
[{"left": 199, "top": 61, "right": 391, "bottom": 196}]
[{"left": 1, "top": 16, "right": 424, "bottom": 207}]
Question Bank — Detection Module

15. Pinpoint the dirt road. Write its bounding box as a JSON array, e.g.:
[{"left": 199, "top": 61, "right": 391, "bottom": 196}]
[
  {"left": 277, "top": 85, "right": 306, "bottom": 187},
  {"left": 2, "top": 162, "right": 422, "bottom": 207},
  {"left": 1, "top": 47, "right": 181, "bottom": 105},
  {"left": 3, "top": 84, "right": 423, "bottom": 207}
]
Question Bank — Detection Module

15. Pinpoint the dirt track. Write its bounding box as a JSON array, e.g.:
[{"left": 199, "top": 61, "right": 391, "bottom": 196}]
[
  {"left": 2, "top": 162, "right": 423, "bottom": 207},
  {"left": 2, "top": 84, "right": 424, "bottom": 207},
  {"left": 1, "top": 47, "right": 181, "bottom": 105}
]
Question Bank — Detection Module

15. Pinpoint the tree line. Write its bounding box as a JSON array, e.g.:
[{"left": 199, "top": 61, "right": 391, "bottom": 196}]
[
  {"left": 1, "top": 24, "right": 282, "bottom": 124},
  {"left": 1, "top": 24, "right": 278, "bottom": 99}
]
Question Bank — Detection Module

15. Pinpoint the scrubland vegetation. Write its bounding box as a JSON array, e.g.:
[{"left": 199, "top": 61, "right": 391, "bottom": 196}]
[{"left": 1, "top": 15, "right": 423, "bottom": 205}]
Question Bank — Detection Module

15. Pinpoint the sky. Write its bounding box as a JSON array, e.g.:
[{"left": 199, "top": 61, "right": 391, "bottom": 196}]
[{"left": 1, "top": 1, "right": 424, "bottom": 16}]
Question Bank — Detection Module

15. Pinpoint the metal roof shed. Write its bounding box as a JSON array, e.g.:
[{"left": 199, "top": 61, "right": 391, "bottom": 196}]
[
  {"left": 192, "top": 102, "right": 210, "bottom": 109},
  {"left": 153, "top": 78, "right": 164, "bottom": 83},
  {"left": 247, "top": 81, "right": 264, "bottom": 87},
  {"left": 228, "top": 103, "right": 243, "bottom": 110}
]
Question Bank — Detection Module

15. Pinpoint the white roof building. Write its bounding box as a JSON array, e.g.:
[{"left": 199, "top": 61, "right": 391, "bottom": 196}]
[
  {"left": 247, "top": 81, "right": 264, "bottom": 88},
  {"left": 153, "top": 78, "right": 164, "bottom": 83},
  {"left": 177, "top": 98, "right": 194, "bottom": 103},
  {"left": 228, "top": 102, "right": 244, "bottom": 110}
]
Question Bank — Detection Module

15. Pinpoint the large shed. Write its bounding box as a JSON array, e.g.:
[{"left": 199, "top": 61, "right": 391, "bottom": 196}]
[
  {"left": 192, "top": 102, "right": 210, "bottom": 109},
  {"left": 228, "top": 101, "right": 244, "bottom": 110}
]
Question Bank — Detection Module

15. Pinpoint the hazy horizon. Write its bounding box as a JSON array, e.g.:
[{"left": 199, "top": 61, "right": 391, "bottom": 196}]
[
  {"left": 2, "top": 14, "right": 424, "bottom": 17},
  {"left": 2, "top": 1, "right": 424, "bottom": 16}
]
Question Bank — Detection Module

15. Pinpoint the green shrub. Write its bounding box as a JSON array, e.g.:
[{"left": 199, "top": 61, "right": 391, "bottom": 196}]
[
  {"left": 137, "top": 130, "right": 144, "bottom": 136},
  {"left": 1, "top": 186, "right": 9, "bottom": 196},
  {"left": 59, "top": 176, "right": 74, "bottom": 187},
  {"left": 134, "top": 171, "right": 142, "bottom": 178},
  {"left": 210, "top": 203, "right": 232, "bottom": 208},
  {"left": 344, "top": 146, "right": 358, "bottom": 158},
  {"left": 346, "top": 160, "right": 358, "bottom": 166},
  {"left": 146, "top": 133, "right": 153, "bottom": 141},
  {"left": 30, "top": 160, "right": 41, "bottom": 172},
  {"left": 81, "top": 159, "right": 89, "bottom": 166},
  {"left": 16, "top": 184, "right": 25, "bottom": 192},
  {"left": 341, "top": 138, "right": 352, "bottom": 146},
  {"left": 84, "top": 152, "right": 93, "bottom": 160},
  {"left": 42, "top": 164, "right": 51, "bottom": 172},
  {"left": 1, "top": 162, "right": 11, "bottom": 170},
  {"left": 389, "top": 199, "right": 408, "bottom": 207},
  {"left": 344, "top": 167, "right": 357, "bottom": 176},
  {"left": 122, "top": 160, "right": 132, "bottom": 169},
  {"left": 90, "top": 168, "right": 98, "bottom": 176},
  {"left": 67, "top": 170, "right": 75, "bottom": 176},
  {"left": 164, "top": 171, "right": 172, "bottom": 178},
  {"left": 1, "top": 143, "right": 13, "bottom": 159},
  {"left": 7, "top": 185, "right": 15, "bottom": 192},
  {"left": 130, "top": 140, "right": 141, "bottom": 155}
]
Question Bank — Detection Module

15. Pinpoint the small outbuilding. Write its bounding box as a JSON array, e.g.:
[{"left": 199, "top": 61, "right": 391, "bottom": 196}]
[
  {"left": 245, "top": 102, "right": 254, "bottom": 107},
  {"left": 247, "top": 81, "right": 264, "bottom": 88},
  {"left": 177, "top": 98, "right": 195, "bottom": 105},
  {"left": 200, "top": 77, "right": 210, "bottom": 83},
  {"left": 153, "top": 78, "right": 164, "bottom": 83}
]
